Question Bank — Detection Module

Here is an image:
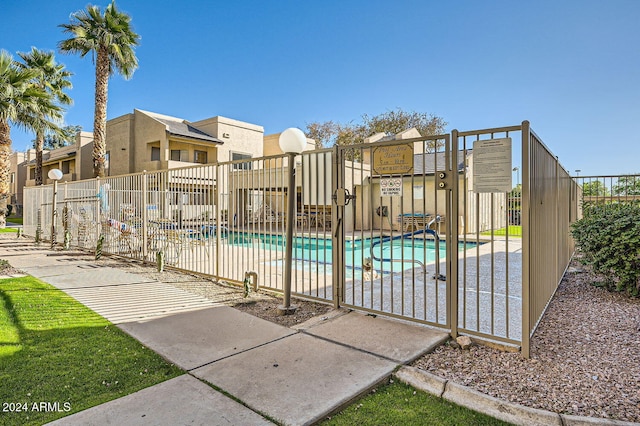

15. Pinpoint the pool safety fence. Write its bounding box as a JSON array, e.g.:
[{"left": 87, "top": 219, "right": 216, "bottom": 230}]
[{"left": 22, "top": 121, "right": 580, "bottom": 357}]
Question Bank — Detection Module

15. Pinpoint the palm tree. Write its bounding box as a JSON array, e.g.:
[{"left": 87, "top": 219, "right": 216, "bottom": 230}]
[
  {"left": 18, "top": 47, "right": 73, "bottom": 185},
  {"left": 0, "top": 50, "right": 61, "bottom": 227},
  {"left": 59, "top": 1, "right": 140, "bottom": 178}
]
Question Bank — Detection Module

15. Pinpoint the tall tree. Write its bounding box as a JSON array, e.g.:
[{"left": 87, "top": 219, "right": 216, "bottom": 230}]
[
  {"left": 306, "top": 108, "right": 447, "bottom": 152},
  {"left": 361, "top": 109, "right": 447, "bottom": 143},
  {"left": 0, "top": 50, "right": 61, "bottom": 227},
  {"left": 38, "top": 124, "right": 82, "bottom": 150},
  {"left": 305, "top": 120, "right": 339, "bottom": 149},
  {"left": 18, "top": 47, "right": 73, "bottom": 185},
  {"left": 59, "top": 1, "right": 140, "bottom": 178}
]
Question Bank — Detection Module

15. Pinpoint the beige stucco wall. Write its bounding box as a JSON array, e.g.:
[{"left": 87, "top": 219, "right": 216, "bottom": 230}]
[
  {"left": 77, "top": 131, "right": 94, "bottom": 179},
  {"left": 106, "top": 113, "right": 136, "bottom": 176},
  {"left": 24, "top": 130, "right": 94, "bottom": 186},
  {"left": 9, "top": 152, "right": 27, "bottom": 210},
  {"left": 263, "top": 133, "right": 316, "bottom": 170},
  {"left": 192, "top": 116, "right": 264, "bottom": 163},
  {"left": 263, "top": 133, "right": 316, "bottom": 156}
]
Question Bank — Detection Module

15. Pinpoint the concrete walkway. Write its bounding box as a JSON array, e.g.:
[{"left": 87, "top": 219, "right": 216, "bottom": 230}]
[{"left": 0, "top": 238, "right": 448, "bottom": 425}]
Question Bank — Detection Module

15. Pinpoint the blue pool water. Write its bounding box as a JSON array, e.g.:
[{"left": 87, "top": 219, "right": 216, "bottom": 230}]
[{"left": 224, "top": 231, "right": 477, "bottom": 275}]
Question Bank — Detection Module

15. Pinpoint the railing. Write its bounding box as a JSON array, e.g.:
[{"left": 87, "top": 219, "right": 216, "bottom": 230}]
[
  {"left": 22, "top": 152, "right": 336, "bottom": 302},
  {"left": 573, "top": 175, "right": 640, "bottom": 214}
]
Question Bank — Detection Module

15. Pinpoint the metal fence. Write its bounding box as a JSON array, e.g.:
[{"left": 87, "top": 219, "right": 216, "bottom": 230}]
[
  {"left": 22, "top": 121, "right": 580, "bottom": 357},
  {"left": 23, "top": 152, "right": 336, "bottom": 300},
  {"left": 573, "top": 174, "right": 640, "bottom": 211},
  {"left": 521, "top": 123, "right": 580, "bottom": 357}
]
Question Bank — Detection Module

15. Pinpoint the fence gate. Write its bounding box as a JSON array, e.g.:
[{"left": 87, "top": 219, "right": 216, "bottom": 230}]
[{"left": 332, "top": 135, "right": 453, "bottom": 329}]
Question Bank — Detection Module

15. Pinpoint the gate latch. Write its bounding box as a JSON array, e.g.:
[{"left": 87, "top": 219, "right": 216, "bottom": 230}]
[{"left": 333, "top": 188, "right": 356, "bottom": 206}]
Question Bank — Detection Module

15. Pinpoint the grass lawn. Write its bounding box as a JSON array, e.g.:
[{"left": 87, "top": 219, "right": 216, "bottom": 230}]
[
  {"left": 0, "top": 276, "right": 183, "bottom": 425},
  {"left": 321, "top": 381, "right": 511, "bottom": 426},
  {"left": 480, "top": 225, "right": 522, "bottom": 237},
  {"left": 0, "top": 227, "right": 17, "bottom": 234},
  {"left": 6, "top": 217, "right": 23, "bottom": 225}
]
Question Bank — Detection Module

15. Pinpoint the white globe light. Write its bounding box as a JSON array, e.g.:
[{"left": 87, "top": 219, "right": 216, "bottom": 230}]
[
  {"left": 279, "top": 128, "right": 306, "bottom": 154},
  {"left": 48, "top": 169, "right": 63, "bottom": 181}
]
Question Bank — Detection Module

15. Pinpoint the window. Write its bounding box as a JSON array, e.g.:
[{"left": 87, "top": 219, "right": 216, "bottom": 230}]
[
  {"left": 151, "top": 147, "right": 160, "bottom": 161},
  {"left": 232, "top": 152, "right": 252, "bottom": 170},
  {"left": 170, "top": 149, "right": 188, "bottom": 162},
  {"left": 194, "top": 150, "right": 208, "bottom": 164},
  {"left": 61, "top": 160, "right": 71, "bottom": 174},
  {"left": 29, "top": 168, "right": 35, "bottom": 180},
  {"left": 10, "top": 172, "right": 15, "bottom": 183}
]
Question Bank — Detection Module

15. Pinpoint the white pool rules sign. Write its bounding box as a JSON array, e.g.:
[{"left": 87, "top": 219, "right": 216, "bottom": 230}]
[
  {"left": 473, "top": 138, "right": 512, "bottom": 193},
  {"left": 380, "top": 178, "right": 402, "bottom": 197}
]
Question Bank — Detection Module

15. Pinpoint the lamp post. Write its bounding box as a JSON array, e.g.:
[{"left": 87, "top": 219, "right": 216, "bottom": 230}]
[
  {"left": 575, "top": 169, "right": 581, "bottom": 177},
  {"left": 277, "top": 128, "right": 306, "bottom": 315},
  {"left": 48, "top": 169, "right": 63, "bottom": 249},
  {"left": 512, "top": 166, "right": 520, "bottom": 188}
]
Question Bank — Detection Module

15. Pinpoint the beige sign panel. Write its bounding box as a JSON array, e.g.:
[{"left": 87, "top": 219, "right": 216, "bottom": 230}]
[{"left": 373, "top": 144, "right": 414, "bottom": 175}]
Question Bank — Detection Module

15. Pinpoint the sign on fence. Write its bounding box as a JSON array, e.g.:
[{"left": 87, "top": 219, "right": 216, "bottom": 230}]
[
  {"left": 473, "top": 138, "right": 512, "bottom": 193},
  {"left": 380, "top": 178, "right": 402, "bottom": 197},
  {"left": 373, "top": 143, "right": 414, "bottom": 175}
]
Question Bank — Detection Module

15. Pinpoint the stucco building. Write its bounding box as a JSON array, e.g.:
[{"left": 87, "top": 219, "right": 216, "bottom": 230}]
[{"left": 12, "top": 110, "right": 290, "bottom": 214}]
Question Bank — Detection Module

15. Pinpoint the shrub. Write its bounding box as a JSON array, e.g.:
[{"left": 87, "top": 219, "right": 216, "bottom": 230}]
[{"left": 571, "top": 203, "right": 640, "bottom": 296}]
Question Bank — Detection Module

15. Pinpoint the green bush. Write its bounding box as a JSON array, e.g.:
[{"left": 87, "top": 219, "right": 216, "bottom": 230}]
[{"left": 571, "top": 203, "right": 640, "bottom": 296}]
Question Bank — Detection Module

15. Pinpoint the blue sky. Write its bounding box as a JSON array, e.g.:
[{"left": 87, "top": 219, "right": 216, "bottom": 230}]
[{"left": 3, "top": 0, "right": 639, "bottom": 176}]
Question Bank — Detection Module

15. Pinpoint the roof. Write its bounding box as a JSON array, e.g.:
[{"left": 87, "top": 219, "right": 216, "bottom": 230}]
[
  {"left": 413, "top": 150, "right": 468, "bottom": 175},
  {"left": 138, "top": 110, "right": 223, "bottom": 144}
]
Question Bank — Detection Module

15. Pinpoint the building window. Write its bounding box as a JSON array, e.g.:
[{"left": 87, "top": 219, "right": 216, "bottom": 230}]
[
  {"left": 105, "top": 151, "right": 110, "bottom": 176},
  {"left": 151, "top": 147, "right": 160, "bottom": 161},
  {"left": 10, "top": 172, "right": 15, "bottom": 183},
  {"left": 61, "top": 160, "right": 71, "bottom": 175},
  {"left": 170, "top": 149, "right": 188, "bottom": 162},
  {"left": 194, "top": 150, "right": 207, "bottom": 164},
  {"left": 29, "top": 168, "right": 35, "bottom": 180},
  {"left": 232, "top": 152, "right": 252, "bottom": 170}
]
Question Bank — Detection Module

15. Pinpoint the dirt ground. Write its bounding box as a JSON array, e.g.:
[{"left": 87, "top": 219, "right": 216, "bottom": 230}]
[{"left": 232, "top": 294, "right": 334, "bottom": 328}]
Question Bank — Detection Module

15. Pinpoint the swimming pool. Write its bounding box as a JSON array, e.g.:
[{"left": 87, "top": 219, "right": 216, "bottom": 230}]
[{"left": 223, "top": 231, "right": 477, "bottom": 275}]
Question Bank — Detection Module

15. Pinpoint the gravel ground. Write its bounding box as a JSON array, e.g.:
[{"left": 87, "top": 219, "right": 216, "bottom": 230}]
[{"left": 413, "top": 259, "right": 640, "bottom": 423}]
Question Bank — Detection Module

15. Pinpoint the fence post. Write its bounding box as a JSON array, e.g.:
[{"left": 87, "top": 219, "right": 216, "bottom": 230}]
[
  {"left": 555, "top": 156, "right": 560, "bottom": 290},
  {"left": 521, "top": 121, "right": 531, "bottom": 358},
  {"left": 35, "top": 208, "right": 42, "bottom": 243},
  {"left": 215, "top": 164, "right": 221, "bottom": 281},
  {"left": 331, "top": 145, "right": 342, "bottom": 309},
  {"left": 95, "top": 177, "right": 103, "bottom": 245},
  {"left": 448, "top": 130, "right": 459, "bottom": 339},
  {"left": 50, "top": 179, "right": 58, "bottom": 249},
  {"left": 142, "top": 171, "right": 148, "bottom": 260}
]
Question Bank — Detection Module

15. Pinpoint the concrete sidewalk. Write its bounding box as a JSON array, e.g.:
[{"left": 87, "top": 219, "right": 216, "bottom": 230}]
[{"left": 0, "top": 238, "right": 448, "bottom": 425}]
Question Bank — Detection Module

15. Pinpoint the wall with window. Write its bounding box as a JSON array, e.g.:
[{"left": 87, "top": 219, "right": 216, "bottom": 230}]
[
  {"left": 192, "top": 116, "right": 264, "bottom": 164},
  {"left": 23, "top": 130, "right": 93, "bottom": 186},
  {"left": 9, "top": 152, "right": 27, "bottom": 211}
]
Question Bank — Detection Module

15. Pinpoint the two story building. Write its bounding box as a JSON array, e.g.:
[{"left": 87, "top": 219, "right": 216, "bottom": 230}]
[{"left": 13, "top": 109, "right": 287, "bottom": 216}]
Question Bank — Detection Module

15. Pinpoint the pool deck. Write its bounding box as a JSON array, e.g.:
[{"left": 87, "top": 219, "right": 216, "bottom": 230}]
[{"left": 98, "top": 225, "right": 523, "bottom": 344}]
